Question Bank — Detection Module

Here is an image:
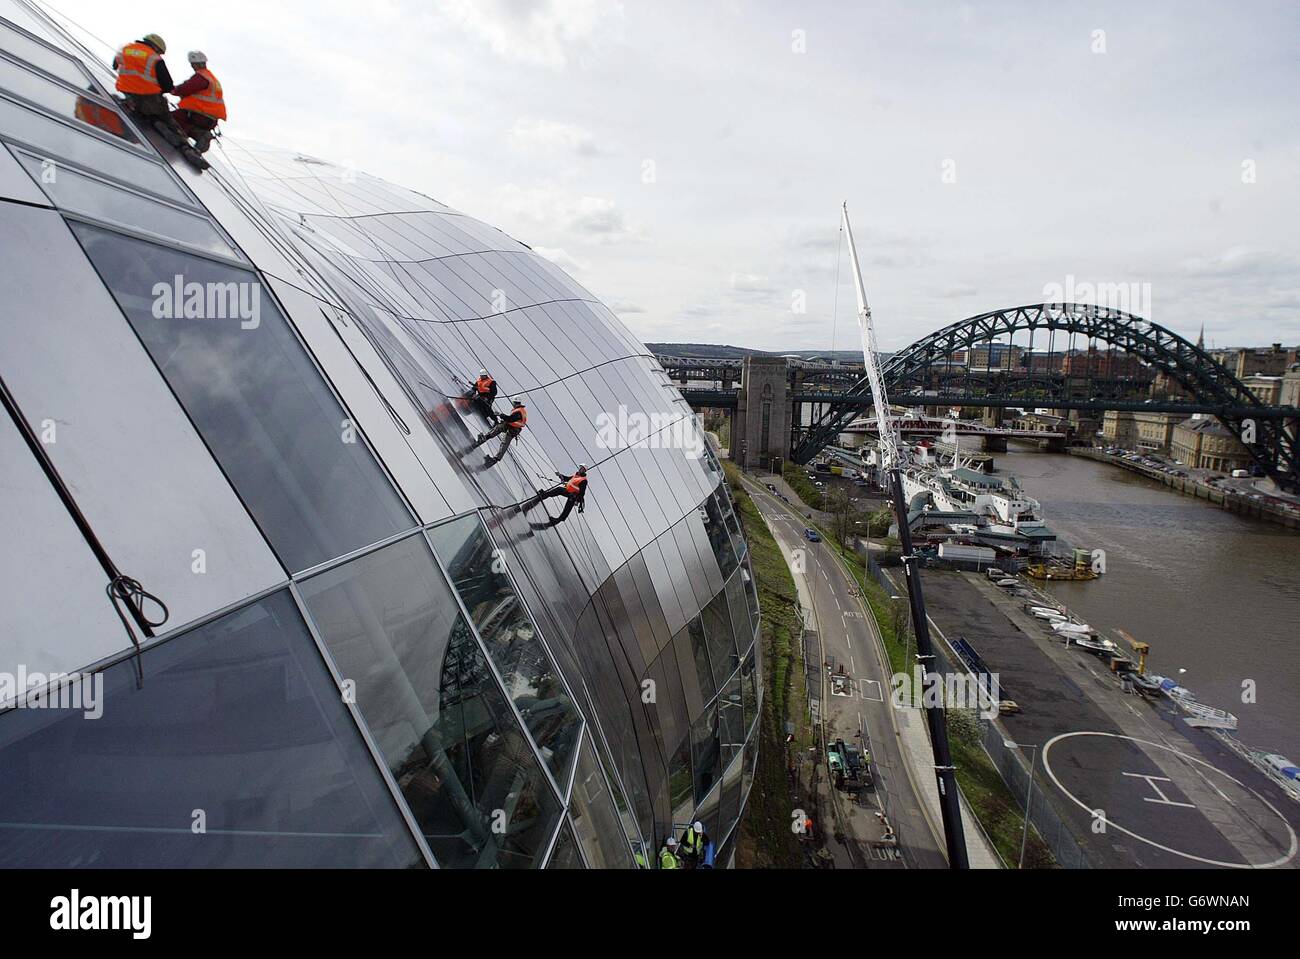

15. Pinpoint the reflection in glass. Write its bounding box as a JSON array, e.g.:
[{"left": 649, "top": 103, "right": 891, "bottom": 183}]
[
  {"left": 700, "top": 591, "right": 736, "bottom": 699},
  {"left": 741, "top": 649, "right": 758, "bottom": 734},
  {"left": 0, "top": 56, "right": 137, "bottom": 143},
  {"left": 299, "top": 534, "right": 561, "bottom": 868},
  {"left": 0, "top": 97, "right": 185, "bottom": 201},
  {"left": 0, "top": 590, "right": 423, "bottom": 868},
  {"left": 568, "top": 734, "right": 636, "bottom": 868},
  {"left": 0, "top": 21, "right": 91, "bottom": 87},
  {"left": 668, "top": 733, "right": 694, "bottom": 821},
  {"left": 717, "top": 750, "right": 744, "bottom": 845},
  {"left": 700, "top": 489, "right": 738, "bottom": 580},
  {"left": 689, "top": 703, "right": 720, "bottom": 805},
  {"left": 75, "top": 224, "right": 414, "bottom": 573},
  {"left": 427, "top": 515, "right": 581, "bottom": 779},
  {"left": 545, "top": 822, "right": 584, "bottom": 869},
  {"left": 725, "top": 570, "right": 754, "bottom": 656},
  {"left": 718, "top": 669, "right": 744, "bottom": 770}
]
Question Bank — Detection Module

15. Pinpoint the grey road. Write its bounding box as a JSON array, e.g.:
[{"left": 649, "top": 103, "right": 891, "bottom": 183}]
[{"left": 739, "top": 474, "right": 948, "bottom": 869}]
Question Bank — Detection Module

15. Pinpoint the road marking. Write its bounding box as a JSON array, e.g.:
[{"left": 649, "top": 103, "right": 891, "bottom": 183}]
[
  {"left": 860, "top": 679, "right": 884, "bottom": 703},
  {"left": 1121, "top": 772, "right": 1196, "bottom": 808},
  {"left": 1041, "top": 731, "right": 1297, "bottom": 869}
]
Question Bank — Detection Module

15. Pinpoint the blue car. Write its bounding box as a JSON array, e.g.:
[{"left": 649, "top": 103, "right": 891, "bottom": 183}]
[{"left": 804, "top": 528, "right": 821, "bottom": 542}]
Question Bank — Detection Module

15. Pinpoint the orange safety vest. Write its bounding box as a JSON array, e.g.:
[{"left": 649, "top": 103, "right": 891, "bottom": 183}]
[
  {"left": 115, "top": 42, "right": 163, "bottom": 95},
  {"left": 475, "top": 375, "right": 495, "bottom": 396},
  {"left": 74, "top": 96, "right": 128, "bottom": 139},
  {"left": 178, "top": 68, "right": 226, "bottom": 121},
  {"left": 508, "top": 406, "right": 528, "bottom": 431},
  {"left": 565, "top": 474, "right": 587, "bottom": 496}
]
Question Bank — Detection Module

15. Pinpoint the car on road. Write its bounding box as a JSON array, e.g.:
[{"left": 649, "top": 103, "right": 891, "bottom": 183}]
[{"left": 804, "top": 528, "right": 822, "bottom": 542}]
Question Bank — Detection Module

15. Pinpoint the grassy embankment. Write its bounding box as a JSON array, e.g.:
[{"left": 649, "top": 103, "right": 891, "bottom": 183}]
[
  {"left": 781, "top": 463, "right": 825, "bottom": 511},
  {"left": 725, "top": 462, "right": 807, "bottom": 869}
]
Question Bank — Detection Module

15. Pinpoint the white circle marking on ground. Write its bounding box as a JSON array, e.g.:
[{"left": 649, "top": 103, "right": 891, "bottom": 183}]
[{"left": 1040, "top": 730, "right": 1297, "bottom": 869}]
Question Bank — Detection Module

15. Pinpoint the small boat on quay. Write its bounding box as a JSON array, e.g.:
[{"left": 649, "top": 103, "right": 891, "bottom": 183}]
[
  {"left": 1071, "top": 634, "right": 1118, "bottom": 654},
  {"left": 1052, "top": 620, "right": 1094, "bottom": 636},
  {"left": 1027, "top": 605, "right": 1067, "bottom": 621}
]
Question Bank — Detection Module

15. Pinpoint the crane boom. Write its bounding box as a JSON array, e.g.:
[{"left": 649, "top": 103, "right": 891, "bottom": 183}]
[{"left": 840, "top": 201, "right": 970, "bottom": 869}]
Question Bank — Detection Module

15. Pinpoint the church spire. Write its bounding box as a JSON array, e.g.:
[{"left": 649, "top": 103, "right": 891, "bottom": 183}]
[{"left": 1196, "top": 322, "right": 1205, "bottom": 350}]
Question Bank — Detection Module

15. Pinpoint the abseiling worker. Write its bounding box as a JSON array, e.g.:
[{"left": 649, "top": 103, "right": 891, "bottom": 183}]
[
  {"left": 170, "top": 50, "right": 226, "bottom": 153},
  {"left": 465, "top": 369, "right": 500, "bottom": 423},
  {"left": 470, "top": 397, "right": 527, "bottom": 464},
  {"left": 523, "top": 465, "right": 588, "bottom": 528}
]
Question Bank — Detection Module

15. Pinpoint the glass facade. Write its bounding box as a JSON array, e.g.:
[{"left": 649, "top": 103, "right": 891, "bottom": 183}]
[{"left": 0, "top": 6, "right": 760, "bottom": 868}]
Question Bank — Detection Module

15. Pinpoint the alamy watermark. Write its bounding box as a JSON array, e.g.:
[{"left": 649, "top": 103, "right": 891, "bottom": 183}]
[
  {"left": 596, "top": 405, "right": 705, "bottom": 459},
  {"left": 1042, "top": 274, "right": 1152, "bottom": 320},
  {"left": 890, "top": 666, "right": 1002, "bottom": 720},
  {"left": 0, "top": 667, "right": 103, "bottom": 719},
  {"left": 151, "top": 275, "right": 261, "bottom": 329}
]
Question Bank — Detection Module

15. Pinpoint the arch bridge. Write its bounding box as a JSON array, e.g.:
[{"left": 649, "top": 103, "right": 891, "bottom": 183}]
[{"left": 677, "top": 304, "right": 1299, "bottom": 492}]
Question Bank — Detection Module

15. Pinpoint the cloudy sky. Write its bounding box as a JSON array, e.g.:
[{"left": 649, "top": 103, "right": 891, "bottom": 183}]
[{"left": 48, "top": 0, "right": 1300, "bottom": 352}]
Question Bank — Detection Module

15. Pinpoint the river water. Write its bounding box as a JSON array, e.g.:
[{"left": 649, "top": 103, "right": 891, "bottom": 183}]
[{"left": 996, "top": 444, "right": 1300, "bottom": 762}]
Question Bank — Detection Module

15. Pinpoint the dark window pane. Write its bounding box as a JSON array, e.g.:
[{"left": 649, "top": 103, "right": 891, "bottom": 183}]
[
  {"left": 299, "top": 534, "right": 561, "bottom": 869},
  {"left": 700, "top": 591, "right": 736, "bottom": 698},
  {"left": 0, "top": 590, "right": 423, "bottom": 868},
  {"left": 700, "top": 490, "right": 738, "bottom": 579},
  {"left": 569, "top": 734, "right": 636, "bottom": 869},
  {"left": 668, "top": 732, "right": 694, "bottom": 822},
  {"left": 741, "top": 649, "right": 758, "bottom": 734},
  {"left": 718, "top": 669, "right": 744, "bottom": 770},
  {"left": 718, "top": 751, "right": 744, "bottom": 845},
  {"left": 726, "top": 570, "right": 754, "bottom": 653},
  {"left": 689, "top": 703, "right": 720, "bottom": 805},
  {"left": 427, "top": 515, "right": 581, "bottom": 779},
  {"left": 545, "top": 822, "right": 584, "bottom": 869},
  {"left": 74, "top": 224, "right": 414, "bottom": 572}
]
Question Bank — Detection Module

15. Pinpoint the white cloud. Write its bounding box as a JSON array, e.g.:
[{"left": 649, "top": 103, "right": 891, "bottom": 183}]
[
  {"left": 492, "top": 184, "right": 646, "bottom": 243},
  {"left": 441, "top": 0, "right": 622, "bottom": 69},
  {"left": 510, "top": 117, "right": 603, "bottom": 156}
]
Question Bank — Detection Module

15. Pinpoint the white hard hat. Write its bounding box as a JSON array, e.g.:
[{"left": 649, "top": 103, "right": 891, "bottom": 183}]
[
  {"left": 666, "top": 836, "right": 678, "bottom": 846},
  {"left": 479, "top": 368, "right": 489, "bottom": 376},
  {"left": 694, "top": 821, "right": 704, "bottom": 833},
  {"left": 188, "top": 50, "right": 207, "bottom": 65}
]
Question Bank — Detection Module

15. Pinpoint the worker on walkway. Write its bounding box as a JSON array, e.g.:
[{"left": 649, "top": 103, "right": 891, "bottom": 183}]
[
  {"left": 470, "top": 397, "right": 526, "bottom": 463},
  {"left": 523, "top": 465, "right": 588, "bottom": 527},
  {"left": 678, "top": 820, "right": 708, "bottom": 868},
  {"left": 170, "top": 51, "right": 226, "bottom": 154},
  {"left": 658, "top": 837, "right": 680, "bottom": 870},
  {"left": 464, "top": 369, "right": 499, "bottom": 424}
]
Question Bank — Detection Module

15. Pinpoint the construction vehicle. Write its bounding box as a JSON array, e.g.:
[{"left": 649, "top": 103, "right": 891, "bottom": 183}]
[{"left": 827, "top": 738, "right": 870, "bottom": 791}]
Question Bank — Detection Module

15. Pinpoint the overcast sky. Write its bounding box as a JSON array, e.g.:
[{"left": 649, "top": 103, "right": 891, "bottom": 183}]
[{"left": 47, "top": 0, "right": 1300, "bottom": 352}]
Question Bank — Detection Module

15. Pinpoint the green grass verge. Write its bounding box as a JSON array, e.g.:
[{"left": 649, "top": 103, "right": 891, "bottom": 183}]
[
  {"left": 781, "top": 463, "right": 826, "bottom": 511},
  {"left": 725, "top": 461, "right": 807, "bottom": 869}
]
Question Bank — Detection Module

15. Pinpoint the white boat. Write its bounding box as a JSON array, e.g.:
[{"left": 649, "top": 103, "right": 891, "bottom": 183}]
[
  {"left": 1052, "top": 621, "right": 1093, "bottom": 636},
  {"left": 1071, "top": 634, "right": 1118, "bottom": 654},
  {"left": 1028, "top": 606, "right": 1067, "bottom": 621},
  {"left": 1149, "top": 675, "right": 1194, "bottom": 701},
  {"left": 996, "top": 578, "right": 1019, "bottom": 588},
  {"left": 1179, "top": 701, "right": 1238, "bottom": 731}
]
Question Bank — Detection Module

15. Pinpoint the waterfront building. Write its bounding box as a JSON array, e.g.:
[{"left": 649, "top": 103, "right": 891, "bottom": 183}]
[{"left": 1170, "top": 416, "right": 1252, "bottom": 473}]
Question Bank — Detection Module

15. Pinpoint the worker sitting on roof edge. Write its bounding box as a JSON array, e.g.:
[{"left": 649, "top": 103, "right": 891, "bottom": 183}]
[
  {"left": 113, "top": 33, "right": 174, "bottom": 119},
  {"left": 171, "top": 50, "right": 226, "bottom": 154},
  {"left": 523, "top": 465, "right": 588, "bottom": 528}
]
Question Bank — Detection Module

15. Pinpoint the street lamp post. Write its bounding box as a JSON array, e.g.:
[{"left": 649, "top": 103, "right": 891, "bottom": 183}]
[{"left": 1004, "top": 739, "right": 1040, "bottom": 869}]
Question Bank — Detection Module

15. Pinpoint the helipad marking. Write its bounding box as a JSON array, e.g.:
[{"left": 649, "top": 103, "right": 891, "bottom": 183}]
[
  {"left": 1121, "top": 772, "right": 1195, "bottom": 808},
  {"left": 1042, "top": 731, "right": 1297, "bottom": 869}
]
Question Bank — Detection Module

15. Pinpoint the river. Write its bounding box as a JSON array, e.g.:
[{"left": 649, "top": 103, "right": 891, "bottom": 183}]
[{"left": 992, "top": 444, "right": 1300, "bottom": 761}]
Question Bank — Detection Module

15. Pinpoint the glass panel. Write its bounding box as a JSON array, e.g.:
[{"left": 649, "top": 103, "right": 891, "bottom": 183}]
[
  {"left": 545, "top": 822, "right": 584, "bottom": 869},
  {"left": 0, "top": 55, "right": 137, "bottom": 143},
  {"left": 0, "top": 590, "right": 424, "bottom": 868},
  {"left": 569, "top": 734, "right": 636, "bottom": 869},
  {"left": 75, "top": 223, "right": 415, "bottom": 573},
  {"left": 718, "top": 751, "right": 744, "bottom": 846},
  {"left": 0, "top": 20, "right": 90, "bottom": 87},
  {"left": 742, "top": 559, "right": 760, "bottom": 635},
  {"left": 700, "top": 591, "right": 736, "bottom": 698},
  {"left": 741, "top": 649, "right": 758, "bottom": 734},
  {"left": 668, "top": 732, "right": 694, "bottom": 822},
  {"left": 298, "top": 534, "right": 561, "bottom": 869},
  {"left": 718, "top": 487, "right": 747, "bottom": 562},
  {"left": 22, "top": 154, "right": 228, "bottom": 254},
  {"left": 700, "top": 488, "right": 738, "bottom": 579},
  {"left": 0, "top": 96, "right": 185, "bottom": 202},
  {"left": 689, "top": 703, "right": 720, "bottom": 805},
  {"left": 718, "top": 669, "right": 744, "bottom": 770},
  {"left": 426, "top": 514, "right": 581, "bottom": 779},
  {"left": 726, "top": 569, "right": 754, "bottom": 653}
]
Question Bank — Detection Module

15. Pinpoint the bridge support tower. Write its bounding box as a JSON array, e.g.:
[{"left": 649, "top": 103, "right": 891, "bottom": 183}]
[
  {"left": 981, "top": 407, "right": 1008, "bottom": 452},
  {"left": 733, "top": 356, "right": 792, "bottom": 471}
]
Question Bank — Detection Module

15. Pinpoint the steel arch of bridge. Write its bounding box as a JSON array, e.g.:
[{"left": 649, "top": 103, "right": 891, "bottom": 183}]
[{"left": 790, "top": 303, "right": 1298, "bottom": 491}]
